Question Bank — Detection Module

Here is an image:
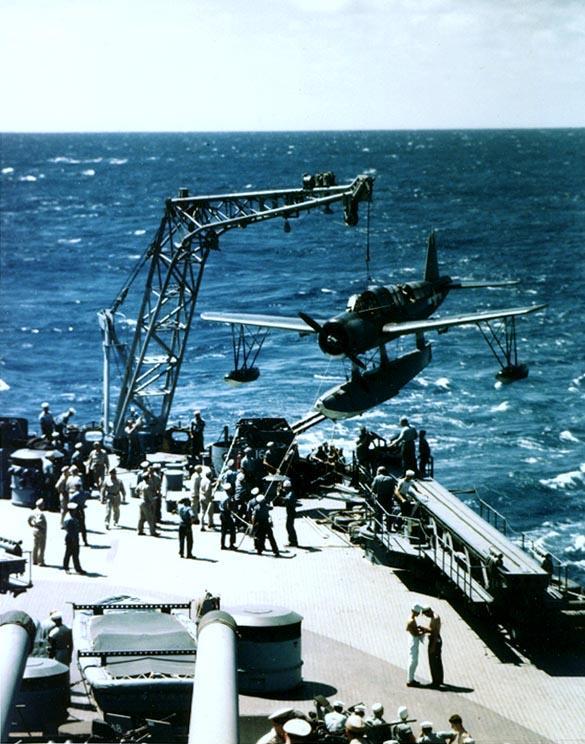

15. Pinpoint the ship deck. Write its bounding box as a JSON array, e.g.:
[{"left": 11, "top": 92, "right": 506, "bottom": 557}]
[{"left": 1, "top": 478, "right": 583, "bottom": 743}]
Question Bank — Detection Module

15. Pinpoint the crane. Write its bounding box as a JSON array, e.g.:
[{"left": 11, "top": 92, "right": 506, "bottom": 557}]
[{"left": 98, "top": 173, "right": 374, "bottom": 451}]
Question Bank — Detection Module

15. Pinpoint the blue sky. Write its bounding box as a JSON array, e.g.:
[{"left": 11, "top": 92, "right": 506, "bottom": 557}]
[{"left": 1, "top": 0, "right": 583, "bottom": 131}]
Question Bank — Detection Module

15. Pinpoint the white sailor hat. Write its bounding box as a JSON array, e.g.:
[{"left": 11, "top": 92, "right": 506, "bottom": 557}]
[
  {"left": 50, "top": 611, "right": 62, "bottom": 621},
  {"left": 35, "top": 498, "right": 44, "bottom": 507},
  {"left": 251, "top": 487, "right": 260, "bottom": 496},
  {"left": 140, "top": 460, "right": 150, "bottom": 469},
  {"left": 74, "top": 442, "right": 83, "bottom": 450},
  {"left": 227, "top": 459, "right": 235, "bottom": 467},
  {"left": 41, "top": 401, "right": 50, "bottom": 409},
  {"left": 372, "top": 703, "right": 384, "bottom": 714},
  {"left": 283, "top": 480, "right": 292, "bottom": 488},
  {"left": 420, "top": 721, "right": 433, "bottom": 730},
  {"left": 333, "top": 700, "right": 345, "bottom": 710},
  {"left": 67, "top": 502, "right": 78, "bottom": 509},
  {"left": 244, "top": 447, "right": 253, "bottom": 453},
  {"left": 346, "top": 714, "right": 366, "bottom": 732},
  {"left": 282, "top": 718, "right": 311, "bottom": 737},
  {"left": 256, "top": 494, "right": 265, "bottom": 503},
  {"left": 266, "top": 441, "right": 275, "bottom": 448},
  {"left": 193, "top": 409, "right": 201, "bottom": 415},
  {"left": 405, "top": 469, "right": 415, "bottom": 477},
  {"left": 397, "top": 706, "right": 408, "bottom": 720},
  {"left": 68, "top": 407, "right": 76, "bottom": 414},
  {"left": 51, "top": 432, "right": 60, "bottom": 438},
  {"left": 236, "top": 472, "right": 245, "bottom": 481},
  {"left": 223, "top": 482, "right": 233, "bottom": 491},
  {"left": 69, "top": 465, "right": 78, "bottom": 473},
  {"left": 354, "top": 704, "right": 366, "bottom": 715},
  {"left": 268, "top": 706, "right": 295, "bottom": 722}
]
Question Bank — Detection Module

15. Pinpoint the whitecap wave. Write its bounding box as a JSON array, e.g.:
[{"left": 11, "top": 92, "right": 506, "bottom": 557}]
[
  {"left": 560, "top": 430, "right": 580, "bottom": 443},
  {"left": 490, "top": 400, "right": 509, "bottom": 413},
  {"left": 57, "top": 238, "right": 82, "bottom": 245},
  {"left": 434, "top": 377, "right": 450, "bottom": 390},
  {"left": 82, "top": 169, "right": 95, "bottom": 176},
  {"left": 109, "top": 158, "right": 128, "bottom": 165},
  {"left": 2, "top": 167, "right": 14, "bottom": 174},
  {"left": 539, "top": 465, "right": 585, "bottom": 490},
  {"left": 20, "top": 175, "right": 37, "bottom": 182},
  {"left": 0, "top": 378, "right": 10, "bottom": 392},
  {"left": 133, "top": 229, "right": 146, "bottom": 236}
]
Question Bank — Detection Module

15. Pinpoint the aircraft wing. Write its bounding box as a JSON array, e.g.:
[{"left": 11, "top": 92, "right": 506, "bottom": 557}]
[
  {"left": 200, "top": 311, "right": 321, "bottom": 333},
  {"left": 382, "top": 304, "right": 547, "bottom": 336}
]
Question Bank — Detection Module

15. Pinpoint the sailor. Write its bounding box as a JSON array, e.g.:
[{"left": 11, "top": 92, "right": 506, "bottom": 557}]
[
  {"left": 324, "top": 700, "right": 347, "bottom": 734},
  {"left": 222, "top": 458, "right": 238, "bottom": 489},
  {"left": 62, "top": 502, "right": 85, "bottom": 574},
  {"left": 69, "top": 484, "right": 89, "bottom": 546},
  {"left": 247, "top": 486, "right": 262, "bottom": 518},
  {"left": 406, "top": 604, "right": 425, "bottom": 687},
  {"left": 55, "top": 465, "right": 70, "bottom": 525},
  {"left": 38, "top": 401, "right": 55, "bottom": 439},
  {"left": 282, "top": 718, "right": 312, "bottom": 743},
  {"left": 177, "top": 497, "right": 195, "bottom": 558},
  {"left": 418, "top": 429, "right": 432, "bottom": 478},
  {"left": 355, "top": 426, "right": 372, "bottom": 473},
  {"left": 421, "top": 605, "right": 443, "bottom": 688},
  {"left": 136, "top": 471, "right": 159, "bottom": 536},
  {"left": 391, "top": 417, "right": 418, "bottom": 475},
  {"left": 417, "top": 721, "right": 444, "bottom": 743},
  {"left": 189, "top": 464, "right": 203, "bottom": 523},
  {"left": 366, "top": 703, "right": 386, "bottom": 727},
  {"left": 345, "top": 713, "right": 368, "bottom": 742},
  {"left": 371, "top": 465, "right": 394, "bottom": 530},
  {"left": 101, "top": 467, "right": 125, "bottom": 529},
  {"left": 149, "top": 463, "right": 163, "bottom": 523},
  {"left": 38, "top": 610, "right": 59, "bottom": 653},
  {"left": 28, "top": 498, "right": 47, "bottom": 566},
  {"left": 394, "top": 469, "right": 416, "bottom": 517},
  {"left": 281, "top": 480, "right": 298, "bottom": 547},
  {"left": 235, "top": 471, "right": 250, "bottom": 521},
  {"left": 47, "top": 612, "right": 73, "bottom": 666},
  {"left": 199, "top": 471, "right": 216, "bottom": 531},
  {"left": 252, "top": 495, "right": 279, "bottom": 556},
  {"left": 390, "top": 707, "right": 416, "bottom": 744},
  {"left": 190, "top": 409, "right": 206, "bottom": 462},
  {"left": 55, "top": 406, "right": 76, "bottom": 436},
  {"left": 41, "top": 451, "right": 59, "bottom": 509},
  {"left": 218, "top": 483, "right": 237, "bottom": 550},
  {"left": 263, "top": 441, "right": 281, "bottom": 474},
  {"left": 86, "top": 441, "right": 108, "bottom": 491},
  {"left": 444, "top": 714, "right": 474, "bottom": 743},
  {"left": 241, "top": 447, "right": 258, "bottom": 484},
  {"left": 124, "top": 413, "right": 142, "bottom": 468},
  {"left": 70, "top": 443, "right": 86, "bottom": 485},
  {"left": 256, "top": 706, "right": 296, "bottom": 744}
]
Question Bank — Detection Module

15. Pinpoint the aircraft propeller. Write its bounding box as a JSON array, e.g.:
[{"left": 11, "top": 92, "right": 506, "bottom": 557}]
[{"left": 298, "top": 311, "right": 367, "bottom": 370}]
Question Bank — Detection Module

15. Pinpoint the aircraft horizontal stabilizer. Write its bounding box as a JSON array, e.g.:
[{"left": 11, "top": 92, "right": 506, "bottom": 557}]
[
  {"left": 382, "top": 303, "right": 547, "bottom": 336},
  {"left": 201, "top": 311, "right": 321, "bottom": 333}
]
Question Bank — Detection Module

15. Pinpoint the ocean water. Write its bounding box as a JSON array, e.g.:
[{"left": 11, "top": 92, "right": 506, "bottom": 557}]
[{"left": 1, "top": 130, "right": 584, "bottom": 582}]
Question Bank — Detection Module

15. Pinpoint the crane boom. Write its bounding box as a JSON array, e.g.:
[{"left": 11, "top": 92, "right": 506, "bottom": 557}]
[{"left": 98, "top": 173, "right": 374, "bottom": 445}]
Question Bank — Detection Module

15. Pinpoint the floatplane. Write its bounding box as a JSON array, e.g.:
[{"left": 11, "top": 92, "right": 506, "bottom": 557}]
[{"left": 202, "top": 233, "right": 546, "bottom": 420}]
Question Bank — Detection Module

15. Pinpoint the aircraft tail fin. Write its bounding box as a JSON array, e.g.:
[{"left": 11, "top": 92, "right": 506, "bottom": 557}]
[{"left": 424, "top": 231, "right": 440, "bottom": 283}]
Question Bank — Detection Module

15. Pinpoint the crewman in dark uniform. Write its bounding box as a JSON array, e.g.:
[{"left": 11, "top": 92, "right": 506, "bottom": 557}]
[
  {"left": 218, "top": 484, "right": 237, "bottom": 550},
  {"left": 252, "top": 495, "right": 279, "bottom": 556},
  {"left": 62, "top": 503, "right": 85, "bottom": 574},
  {"left": 190, "top": 410, "right": 205, "bottom": 462},
  {"left": 418, "top": 429, "right": 432, "bottom": 478},
  {"left": 177, "top": 498, "right": 195, "bottom": 558},
  {"left": 281, "top": 480, "right": 298, "bottom": 547},
  {"left": 391, "top": 417, "right": 418, "bottom": 475}
]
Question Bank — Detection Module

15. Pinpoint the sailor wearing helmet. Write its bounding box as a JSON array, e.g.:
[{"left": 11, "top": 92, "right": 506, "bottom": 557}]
[{"left": 281, "top": 479, "right": 298, "bottom": 547}]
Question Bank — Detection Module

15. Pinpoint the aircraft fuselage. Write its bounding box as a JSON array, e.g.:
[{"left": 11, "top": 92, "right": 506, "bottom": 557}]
[{"left": 318, "top": 276, "right": 452, "bottom": 357}]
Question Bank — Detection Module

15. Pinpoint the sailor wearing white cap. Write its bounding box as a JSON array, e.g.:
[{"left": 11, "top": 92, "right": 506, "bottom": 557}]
[
  {"left": 47, "top": 611, "right": 73, "bottom": 666},
  {"left": 282, "top": 717, "right": 312, "bottom": 742},
  {"left": 345, "top": 714, "right": 367, "bottom": 742},
  {"left": 324, "top": 701, "right": 347, "bottom": 733},
  {"left": 39, "top": 402, "right": 55, "bottom": 438},
  {"left": 366, "top": 702, "right": 386, "bottom": 726},
  {"left": 255, "top": 706, "right": 295, "bottom": 744},
  {"left": 28, "top": 498, "right": 47, "bottom": 566},
  {"left": 62, "top": 502, "right": 85, "bottom": 574},
  {"left": 251, "top": 493, "right": 279, "bottom": 557},
  {"left": 406, "top": 604, "right": 425, "bottom": 686},
  {"left": 281, "top": 479, "right": 298, "bottom": 548}
]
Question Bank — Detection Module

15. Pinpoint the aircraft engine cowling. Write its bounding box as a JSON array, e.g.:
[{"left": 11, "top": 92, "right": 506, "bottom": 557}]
[
  {"left": 318, "top": 320, "right": 348, "bottom": 356},
  {"left": 318, "top": 317, "right": 382, "bottom": 358}
]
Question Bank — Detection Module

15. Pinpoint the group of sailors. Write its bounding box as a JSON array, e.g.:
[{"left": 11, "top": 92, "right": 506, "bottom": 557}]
[
  {"left": 357, "top": 418, "right": 432, "bottom": 479},
  {"left": 180, "top": 450, "right": 301, "bottom": 558},
  {"left": 256, "top": 701, "right": 474, "bottom": 743}
]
